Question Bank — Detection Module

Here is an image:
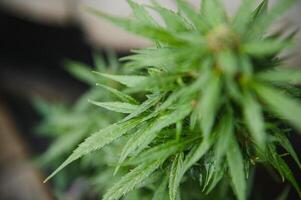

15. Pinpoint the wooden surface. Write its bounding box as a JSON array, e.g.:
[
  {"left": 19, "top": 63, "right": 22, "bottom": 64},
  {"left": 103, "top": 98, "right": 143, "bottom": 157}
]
[{"left": 0, "top": 100, "right": 53, "bottom": 200}]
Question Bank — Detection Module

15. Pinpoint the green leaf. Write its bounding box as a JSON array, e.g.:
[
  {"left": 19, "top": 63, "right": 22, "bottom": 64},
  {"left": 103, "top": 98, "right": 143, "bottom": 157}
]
[
  {"left": 122, "top": 106, "right": 193, "bottom": 166},
  {"left": 175, "top": 0, "right": 208, "bottom": 32},
  {"left": 92, "top": 51, "right": 106, "bottom": 71},
  {"left": 183, "top": 138, "right": 212, "bottom": 172},
  {"left": 64, "top": 60, "right": 95, "bottom": 85},
  {"left": 257, "top": 68, "right": 301, "bottom": 84},
  {"left": 84, "top": 7, "right": 184, "bottom": 45},
  {"left": 126, "top": 136, "right": 196, "bottom": 166},
  {"left": 96, "top": 84, "right": 138, "bottom": 104},
  {"left": 264, "top": 145, "right": 301, "bottom": 197},
  {"left": 169, "top": 153, "right": 184, "bottom": 200},
  {"left": 226, "top": 135, "right": 246, "bottom": 200},
  {"left": 252, "top": 0, "right": 268, "bottom": 20},
  {"left": 200, "top": 74, "right": 221, "bottom": 137},
  {"left": 93, "top": 72, "right": 146, "bottom": 88},
  {"left": 233, "top": 0, "right": 255, "bottom": 34},
  {"left": 127, "top": 0, "right": 157, "bottom": 26},
  {"left": 254, "top": 83, "right": 301, "bottom": 133},
  {"left": 201, "top": 0, "right": 225, "bottom": 27},
  {"left": 243, "top": 39, "right": 290, "bottom": 57},
  {"left": 275, "top": 132, "right": 301, "bottom": 169},
  {"left": 243, "top": 91, "right": 266, "bottom": 149},
  {"left": 122, "top": 93, "right": 163, "bottom": 122},
  {"left": 89, "top": 100, "right": 139, "bottom": 113},
  {"left": 149, "top": 3, "right": 189, "bottom": 32},
  {"left": 103, "top": 158, "right": 165, "bottom": 200},
  {"left": 248, "top": 0, "right": 295, "bottom": 39},
  {"left": 44, "top": 118, "right": 141, "bottom": 182},
  {"left": 214, "top": 107, "right": 233, "bottom": 166},
  {"left": 152, "top": 176, "right": 168, "bottom": 200}
]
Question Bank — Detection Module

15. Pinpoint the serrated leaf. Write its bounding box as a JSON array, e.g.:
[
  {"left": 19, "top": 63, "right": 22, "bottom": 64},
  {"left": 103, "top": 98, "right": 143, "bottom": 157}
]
[
  {"left": 96, "top": 84, "right": 138, "bottom": 104},
  {"left": 89, "top": 100, "right": 139, "bottom": 113},
  {"left": 243, "top": 91, "right": 266, "bottom": 149},
  {"left": 169, "top": 153, "right": 184, "bottom": 200},
  {"left": 200, "top": 74, "right": 221, "bottom": 137},
  {"left": 126, "top": 136, "right": 197, "bottom": 166},
  {"left": 149, "top": 3, "right": 189, "bottom": 32},
  {"left": 264, "top": 145, "right": 301, "bottom": 197},
  {"left": 257, "top": 68, "right": 301, "bottom": 84},
  {"left": 254, "top": 83, "right": 301, "bottom": 133},
  {"left": 226, "top": 135, "right": 246, "bottom": 200},
  {"left": 84, "top": 7, "right": 184, "bottom": 45},
  {"left": 44, "top": 118, "right": 141, "bottom": 182},
  {"left": 183, "top": 138, "right": 212, "bottom": 172},
  {"left": 175, "top": 0, "right": 208, "bottom": 32},
  {"left": 64, "top": 60, "right": 95, "bottom": 85},
  {"left": 127, "top": 0, "right": 157, "bottom": 26},
  {"left": 103, "top": 158, "right": 165, "bottom": 200},
  {"left": 121, "top": 93, "right": 163, "bottom": 122},
  {"left": 275, "top": 132, "right": 301, "bottom": 169},
  {"left": 93, "top": 72, "right": 146, "bottom": 88},
  {"left": 122, "top": 106, "right": 193, "bottom": 166}
]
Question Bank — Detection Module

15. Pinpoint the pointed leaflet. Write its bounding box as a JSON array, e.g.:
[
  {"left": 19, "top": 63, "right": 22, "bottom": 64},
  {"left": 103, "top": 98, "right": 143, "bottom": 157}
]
[
  {"left": 93, "top": 72, "right": 146, "bottom": 88},
  {"left": 175, "top": 0, "right": 208, "bottom": 32},
  {"left": 96, "top": 84, "right": 138, "bottom": 104},
  {"left": 89, "top": 100, "right": 139, "bottom": 114},
  {"left": 233, "top": 0, "right": 255, "bottom": 34},
  {"left": 264, "top": 145, "right": 301, "bottom": 197},
  {"left": 127, "top": 0, "right": 157, "bottom": 26},
  {"left": 169, "top": 153, "right": 184, "bottom": 200},
  {"left": 149, "top": 3, "right": 189, "bottom": 32},
  {"left": 201, "top": 0, "right": 225, "bottom": 27},
  {"left": 44, "top": 118, "right": 141, "bottom": 182},
  {"left": 243, "top": 39, "right": 290, "bottom": 57},
  {"left": 200, "top": 74, "right": 221, "bottom": 138},
  {"left": 275, "top": 132, "right": 301, "bottom": 169},
  {"left": 121, "top": 93, "right": 163, "bottom": 122},
  {"left": 84, "top": 7, "right": 184, "bottom": 45},
  {"left": 183, "top": 137, "right": 212, "bottom": 172},
  {"left": 125, "top": 136, "right": 197, "bottom": 166},
  {"left": 92, "top": 51, "right": 106, "bottom": 72},
  {"left": 252, "top": 0, "right": 268, "bottom": 20},
  {"left": 257, "top": 68, "right": 301, "bottom": 85},
  {"left": 64, "top": 60, "right": 95, "bottom": 85},
  {"left": 226, "top": 135, "right": 246, "bottom": 200},
  {"left": 103, "top": 158, "right": 165, "bottom": 200},
  {"left": 243, "top": 90, "right": 266, "bottom": 149},
  {"left": 121, "top": 106, "right": 193, "bottom": 166},
  {"left": 215, "top": 107, "right": 233, "bottom": 166},
  {"left": 254, "top": 83, "right": 301, "bottom": 133},
  {"left": 248, "top": 0, "right": 295, "bottom": 39}
]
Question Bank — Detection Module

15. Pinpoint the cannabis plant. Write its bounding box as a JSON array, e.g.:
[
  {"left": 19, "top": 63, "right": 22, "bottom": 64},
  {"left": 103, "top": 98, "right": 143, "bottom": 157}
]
[{"left": 43, "top": 0, "right": 301, "bottom": 200}]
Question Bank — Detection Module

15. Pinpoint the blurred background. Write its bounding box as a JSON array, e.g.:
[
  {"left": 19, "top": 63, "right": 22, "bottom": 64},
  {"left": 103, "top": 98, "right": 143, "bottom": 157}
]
[{"left": 0, "top": 0, "right": 301, "bottom": 200}]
